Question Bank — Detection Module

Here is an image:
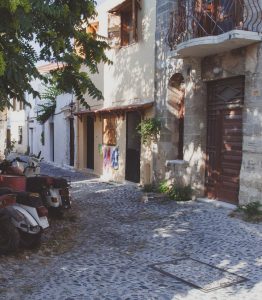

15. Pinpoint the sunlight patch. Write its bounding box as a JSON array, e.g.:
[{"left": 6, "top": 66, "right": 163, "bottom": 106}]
[{"left": 150, "top": 258, "right": 247, "bottom": 292}]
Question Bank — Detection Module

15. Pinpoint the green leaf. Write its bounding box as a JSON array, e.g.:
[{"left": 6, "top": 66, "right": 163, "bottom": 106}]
[{"left": 0, "top": 0, "right": 109, "bottom": 109}]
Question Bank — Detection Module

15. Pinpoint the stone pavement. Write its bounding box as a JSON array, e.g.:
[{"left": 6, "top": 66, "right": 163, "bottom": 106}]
[{"left": 1, "top": 162, "right": 262, "bottom": 300}]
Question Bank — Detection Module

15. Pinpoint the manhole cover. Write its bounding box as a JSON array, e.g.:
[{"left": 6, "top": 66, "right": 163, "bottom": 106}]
[{"left": 150, "top": 258, "right": 247, "bottom": 292}]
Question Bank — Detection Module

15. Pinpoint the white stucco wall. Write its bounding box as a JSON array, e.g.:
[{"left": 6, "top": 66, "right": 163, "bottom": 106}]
[
  {"left": 0, "top": 109, "right": 7, "bottom": 159},
  {"left": 26, "top": 77, "right": 75, "bottom": 167},
  {"left": 7, "top": 108, "right": 27, "bottom": 154},
  {"left": 77, "top": 0, "right": 156, "bottom": 183},
  {"left": 80, "top": 0, "right": 156, "bottom": 109}
]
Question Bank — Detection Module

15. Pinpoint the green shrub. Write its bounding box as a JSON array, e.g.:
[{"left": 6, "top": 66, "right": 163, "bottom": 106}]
[
  {"left": 168, "top": 185, "right": 192, "bottom": 201},
  {"left": 137, "top": 118, "right": 161, "bottom": 145},
  {"left": 238, "top": 202, "right": 262, "bottom": 217},
  {"left": 157, "top": 180, "right": 170, "bottom": 194}
]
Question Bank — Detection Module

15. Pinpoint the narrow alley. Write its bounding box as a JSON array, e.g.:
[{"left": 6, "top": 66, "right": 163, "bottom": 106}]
[{"left": 1, "top": 162, "right": 261, "bottom": 300}]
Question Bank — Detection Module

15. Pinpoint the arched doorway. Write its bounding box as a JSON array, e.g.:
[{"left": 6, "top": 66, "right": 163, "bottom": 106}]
[{"left": 167, "top": 73, "right": 185, "bottom": 160}]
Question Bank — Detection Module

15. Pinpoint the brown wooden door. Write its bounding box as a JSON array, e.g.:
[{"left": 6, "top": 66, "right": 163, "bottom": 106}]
[{"left": 206, "top": 77, "right": 244, "bottom": 204}]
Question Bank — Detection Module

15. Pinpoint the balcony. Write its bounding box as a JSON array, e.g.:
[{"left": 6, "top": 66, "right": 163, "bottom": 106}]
[{"left": 167, "top": 0, "right": 262, "bottom": 58}]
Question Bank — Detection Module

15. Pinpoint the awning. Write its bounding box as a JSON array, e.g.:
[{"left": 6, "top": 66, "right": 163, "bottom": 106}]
[{"left": 75, "top": 101, "right": 154, "bottom": 120}]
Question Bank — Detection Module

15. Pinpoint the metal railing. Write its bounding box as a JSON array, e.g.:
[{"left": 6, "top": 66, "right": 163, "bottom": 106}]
[{"left": 167, "top": 0, "right": 262, "bottom": 50}]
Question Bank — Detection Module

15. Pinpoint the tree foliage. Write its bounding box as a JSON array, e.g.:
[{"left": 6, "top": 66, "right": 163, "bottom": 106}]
[
  {"left": 0, "top": 0, "right": 110, "bottom": 111},
  {"left": 36, "top": 84, "right": 61, "bottom": 124}
]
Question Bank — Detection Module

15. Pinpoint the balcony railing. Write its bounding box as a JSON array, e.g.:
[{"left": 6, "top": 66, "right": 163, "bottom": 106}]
[{"left": 167, "top": 0, "right": 262, "bottom": 50}]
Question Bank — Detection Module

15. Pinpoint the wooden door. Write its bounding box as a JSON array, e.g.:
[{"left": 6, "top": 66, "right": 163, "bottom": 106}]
[
  {"left": 206, "top": 77, "right": 244, "bottom": 204},
  {"left": 86, "top": 117, "right": 94, "bottom": 170},
  {"left": 125, "top": 111, "right": 141, "bottom": 183}
]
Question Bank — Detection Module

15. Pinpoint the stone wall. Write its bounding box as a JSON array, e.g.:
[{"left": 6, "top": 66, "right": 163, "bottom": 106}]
[
  {"left": 154, "top": 0, "right": 177, "bottom": 181},
  {"left": 155, "top": 0, "right": 262, "bottom": 203},
  {"left": 155, "top": 0, "right": 207, "bottom": 196},
  {"left": 240, "top": 44, "right": 262, "bottom": 204}
]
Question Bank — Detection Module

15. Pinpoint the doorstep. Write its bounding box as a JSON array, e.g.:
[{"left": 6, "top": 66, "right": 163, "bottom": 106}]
[{"left": 197, "top": 198, "right": 237, "bottom": 210}]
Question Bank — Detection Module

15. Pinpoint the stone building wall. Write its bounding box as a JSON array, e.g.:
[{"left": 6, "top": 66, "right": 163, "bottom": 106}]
[
  {"left": 240, "top": 44, "right": 262, "bottom": 204},
  {"left": 155, "top": 0, "right": 262, "bottom": 204},
  {"left": 154, "top": 0, "right": 177, "bottom": 180},
  {"left": 155, "top": 0, "right": 207, "bottom": 196}
]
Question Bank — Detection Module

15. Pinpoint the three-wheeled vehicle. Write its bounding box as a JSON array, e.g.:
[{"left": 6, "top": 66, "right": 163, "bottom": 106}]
[
  {"left": 0, "top": 188, "right": 49, "bottom": 254},
  {"left": 0, "top": 153, "right": 72, "bottom": 216}
]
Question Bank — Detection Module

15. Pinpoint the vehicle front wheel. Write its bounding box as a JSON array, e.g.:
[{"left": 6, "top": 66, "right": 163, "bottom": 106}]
[
  {"left": 19, "top": 231, "right": 42, "bottom": 249},
  {"left": 0, "top": 215, "right": 20, "bottom": 255}
]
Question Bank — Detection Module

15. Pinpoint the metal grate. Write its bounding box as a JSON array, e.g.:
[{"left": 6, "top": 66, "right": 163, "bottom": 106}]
[
  {"left": 167, "top": 0, "right": 262, "bottom": 50},
  {"left": 150, "top": 257, "right": 248, "bottom": 292}
]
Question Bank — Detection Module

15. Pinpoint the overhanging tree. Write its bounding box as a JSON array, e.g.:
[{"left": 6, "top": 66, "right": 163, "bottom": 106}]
[{"left": 0, "top": 0, "right": 110, "bottom": 111}]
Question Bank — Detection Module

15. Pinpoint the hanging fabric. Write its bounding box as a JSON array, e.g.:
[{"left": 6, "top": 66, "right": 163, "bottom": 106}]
[{"left": 111, "top": 147, "right": 119, "bottom": 170}]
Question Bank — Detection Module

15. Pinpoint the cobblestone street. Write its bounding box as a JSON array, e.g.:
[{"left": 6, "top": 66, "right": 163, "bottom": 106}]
[{"left": 1, "top": 163, "right": 262, "bottom": 300}]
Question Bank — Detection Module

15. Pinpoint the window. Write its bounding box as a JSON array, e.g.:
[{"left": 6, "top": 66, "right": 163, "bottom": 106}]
[
  {"left": 103, "top": 116, "right": 117, "bottom": 146},
  {"left": 108, "top": 0, "right": 141, "bottom": 47},
  {"left": 18, "top": 126, "right": 22, "bottom": 144}
]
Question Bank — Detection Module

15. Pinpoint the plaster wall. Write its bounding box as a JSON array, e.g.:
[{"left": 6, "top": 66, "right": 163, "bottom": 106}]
[
  {"left": 26, "top": 78, "right": 74, "bottom": 167},
  {"left": 80, "top": 0, "right": 156, "bottom": 110},
  {"left": 0, "top": 109, "right": 7, "bottom": 159},
  {"left": 77, "top": 0, "right": 156, "bottom": 183},
  {"left": 7, "top": 109, "right": 27, "bottom": 154}
]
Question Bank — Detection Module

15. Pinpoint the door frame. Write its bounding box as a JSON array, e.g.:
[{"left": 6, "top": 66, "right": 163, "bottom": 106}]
[
  {"left": 69, "top": 117, "right": 75, "bottom": 166},
  {"left": 205, "top": 76, "right": 245, "bottom": 204},
  {"left": 49, "top": 123, "right": 54, "bottom": 162},
  {"left": 86, "top": 116, "right": 94, "bottom": 170}
]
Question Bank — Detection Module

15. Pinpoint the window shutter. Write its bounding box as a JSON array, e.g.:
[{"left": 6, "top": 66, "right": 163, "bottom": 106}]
[
  {"left": 132, "top": 0, "right": 139, "bottom": 43},
  {"left": 133, "top": 0, "right": 142, "bottom": 43},
  {"left": 108, "top": 13, "right": 121, "bottom": 48}
]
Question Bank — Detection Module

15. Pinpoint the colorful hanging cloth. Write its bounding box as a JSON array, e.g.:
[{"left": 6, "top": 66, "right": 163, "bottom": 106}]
[{"left": 111, "top": 147, "right": 119, "bottom": 170}]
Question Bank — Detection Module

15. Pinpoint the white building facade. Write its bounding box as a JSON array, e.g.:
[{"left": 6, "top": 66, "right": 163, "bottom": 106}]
[
  {"left": 26, "top": 64, "right": 75, "bottom": 167},
  {"left": 75, "top": 0, "right": 156, "bottom": 184}
]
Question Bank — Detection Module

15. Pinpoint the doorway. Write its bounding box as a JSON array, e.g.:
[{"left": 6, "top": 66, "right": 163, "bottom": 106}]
[
  {"left": 125, "top": 111, "right": 141, "bottom": 183},
  {"left": 6, "top": 129, "right": 11, "bottom": 149},
  {"left": 69, "top": 118, "right": 74, "bottom": 166},
  {"left": 29, "top": 128, "right": 33, "bottom": 154},
  {"left": 50, "top": 123, "right": 54, "bottom": 162},
  {"left": 206, "top": 77, "right": 244, "bottom": 204},
  {"left": 86, "top": 116, "right": 94, "bottom": 169}
]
